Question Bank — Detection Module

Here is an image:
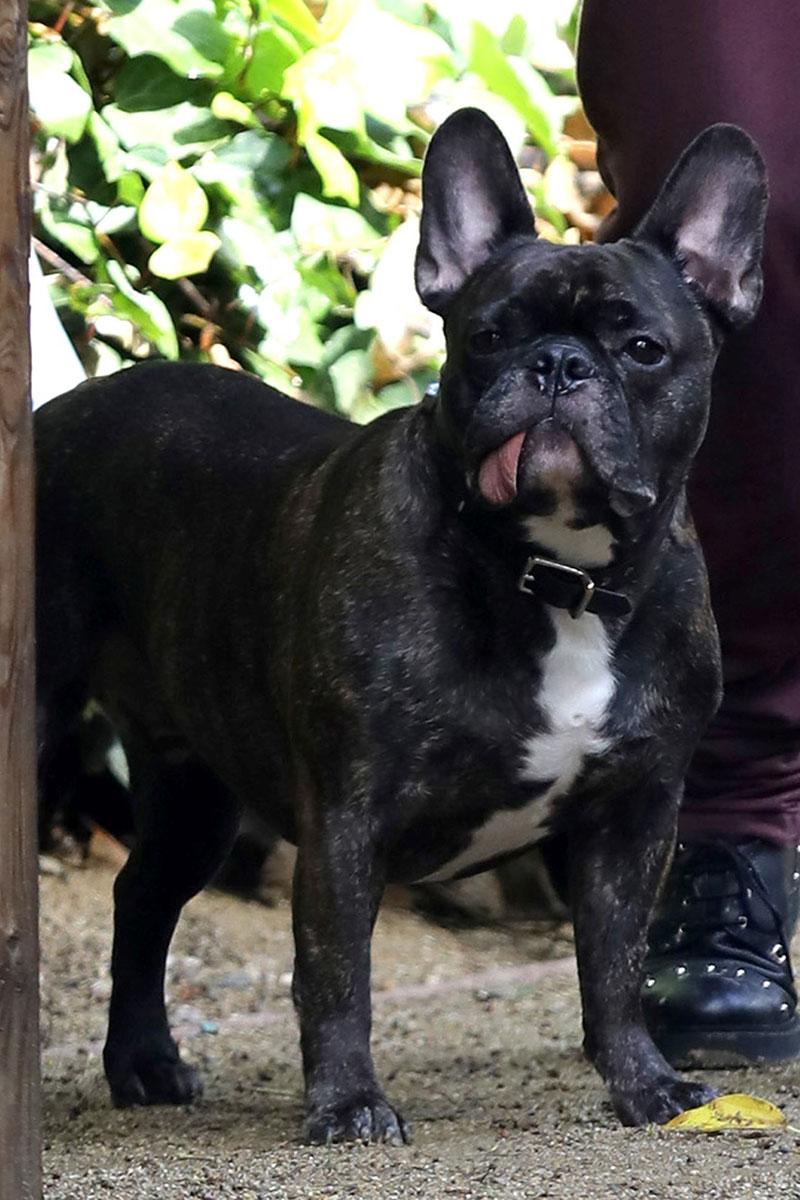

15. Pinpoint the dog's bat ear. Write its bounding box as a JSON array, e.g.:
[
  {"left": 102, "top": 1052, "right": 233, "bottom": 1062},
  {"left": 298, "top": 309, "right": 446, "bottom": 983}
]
[
  {"left": 635, "top": 124, "right": 768, "bottom": 330},
  {"left": 415, "top": 108, "right": 536, "bottom": 318}
]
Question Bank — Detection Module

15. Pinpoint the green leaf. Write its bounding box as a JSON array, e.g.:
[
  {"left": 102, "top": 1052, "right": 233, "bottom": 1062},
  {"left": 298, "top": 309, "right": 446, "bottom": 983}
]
[
  {"left": 67, "top": 132, "right": 118, "bottom": 205},
  {"left": 298, "top": 256, "right": 355, "bottom": 311},
  {"left": 305, "top": 323, "right": 372, "bottom": 412},
  {"left": 245, "top": 22, "right": 303, "bottom": 97},
  {"left": 148, "top": 231, "right": 221, "bottom": 278},
  {"left": 318, "top": 0, "right": 360, "bottom": 42},
  {"left": 468, "top": 20, "right": 559, "bottom": 156},
  {"left": 218, "top": 216, "right": 333, "bottom": 369},
  {"left": 379, "top": 0, "right": 429, "bottom": 22},
  {"left": 102, "top": 0, "right": 233, "bottom": 79},
  {"left": 29, "top": 43, "right": 92, "bottom": 143},
  {"left": 283, "top": 46, "right": 366, "bottom": 141},
  {"left": 193, "top": 130, "right": 291, "bottom": 212},
  {"left": 282, "top": 0, "right": 451, "bottom": 201},
  {"left": 113, "top": 55, "right": 207, "bottom": 110},
  {"left": 29, "top": 41, "right": 73, "bottom": 74},
  {"left": 63, "top": 280, "right": 110, "bottom": 318},
  {"left": 304, "top": 133, "right": 360, "bottom": 205},
  {"left": 68, "top": 51, "right": 93, "bottom": 97},
  {"left": 86, "top": 112, "right": 126, "bottom": 183},
  {"left": 240, "top": 347, "right": 297, "bottom": 393},
  {"left": 117, "top": 171, "right": 146, "bottom": 206},
  {"left": 267, "top": 0, "right": 321, "bottom": 46},
  {"left": 217, "top": 213, "right": 285, "bottom": 283},
  {"left": 376, "top": 376, "right": 429, "bottom": 412},
  {"left": 102, "top": 258, "right": 179, "bottom": 358},
  {"left": 258, "top": 302, "right": 325, "bottom": 368},
  {"left": 290, "top": 193, "right": 381, "bottom": 256},
  {"left": 433, "top": 0, "right": 571, "bottom": 59},
  {"left": 332, "top": 2, "right": 453, "bottom": 127},
  {"left": 501, "top": 13, "right": 527, "bottom": 56},
  {"left": 328, "top": 346, "right": 372, "bottom": 417},
  {"left": 206, "top": 129, "right": 292, "bottom": 178},
  {"left": 88, "top": 338, "right": 128, "bottom": 377},
  {"left": 191, "top": 131, "right": 292, "bottom": 216},
  {"left": 121, "top": 145, "right": 170, "bottom": 181},
  {"left": 103, "top": 99, "right": 230, "bottom": 162},
  {"left": 330, "top": 124, "right": 420, "bottom": 175},
  {"left": 210, "top": 91, "right": 259, "bottom": 127},
  {"left": 93, "top": 204, "right": 139, "bottom": 237},
  {"left": 287, "top": 2, "right": 452, "bottom": 133},
  {"left": 37, "top": 196, "right": 99, "bottom": 264},
  {"left": 139, "top": 161, "right": 210, "bottom": 243},
  {"left": 172, "top": 8, "right": 233, "bottom": 68}
]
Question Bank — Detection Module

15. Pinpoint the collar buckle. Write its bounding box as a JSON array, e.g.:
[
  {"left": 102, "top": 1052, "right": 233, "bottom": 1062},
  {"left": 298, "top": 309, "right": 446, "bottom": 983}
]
[{"left": 518, "top": 556, "right": 597, "bottom": 619}]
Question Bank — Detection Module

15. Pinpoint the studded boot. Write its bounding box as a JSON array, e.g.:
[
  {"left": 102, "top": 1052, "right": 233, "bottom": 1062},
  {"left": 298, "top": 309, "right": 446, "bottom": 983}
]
[{"left": 642, "top": 839, "right": 800, "bottom": 1066}]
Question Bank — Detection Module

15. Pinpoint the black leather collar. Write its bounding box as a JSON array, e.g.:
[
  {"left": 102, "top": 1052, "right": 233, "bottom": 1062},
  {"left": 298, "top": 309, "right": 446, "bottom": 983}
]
[{"left": 518, "top": 555, "right": 632, "bottom": 620}]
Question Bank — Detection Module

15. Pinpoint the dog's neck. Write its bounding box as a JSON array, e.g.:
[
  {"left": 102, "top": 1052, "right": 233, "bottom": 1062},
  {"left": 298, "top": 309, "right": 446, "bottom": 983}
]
[{"left": 408, "top": 399, "right": 686, "bottom": 619}]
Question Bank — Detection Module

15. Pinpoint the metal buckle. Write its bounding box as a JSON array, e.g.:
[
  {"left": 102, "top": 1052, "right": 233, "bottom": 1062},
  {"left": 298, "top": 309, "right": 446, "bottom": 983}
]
[{"left": 518, "top": 555, "right": 596, "bottom": 619}]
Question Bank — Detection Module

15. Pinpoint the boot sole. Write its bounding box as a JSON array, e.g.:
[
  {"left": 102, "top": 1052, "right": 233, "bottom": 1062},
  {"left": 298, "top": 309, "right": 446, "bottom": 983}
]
[{"left": 650, "top": 1016, "right": 800, "bottom": 1069}]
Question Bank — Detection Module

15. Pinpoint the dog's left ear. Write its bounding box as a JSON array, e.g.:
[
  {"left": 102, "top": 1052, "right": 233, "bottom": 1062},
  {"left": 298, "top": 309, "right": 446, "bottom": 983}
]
[
  {"left": 636, "top": 124, "right": 768, "bottom": 330},
  {"left": 416, "top": 108, "right": 536, "bottom": 317}
]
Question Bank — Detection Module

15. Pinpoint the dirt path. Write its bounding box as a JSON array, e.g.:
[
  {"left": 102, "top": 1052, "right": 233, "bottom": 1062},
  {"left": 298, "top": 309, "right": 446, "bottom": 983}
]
[{"left": 41, "top": 861, "right": 800, "bottom": 1199}]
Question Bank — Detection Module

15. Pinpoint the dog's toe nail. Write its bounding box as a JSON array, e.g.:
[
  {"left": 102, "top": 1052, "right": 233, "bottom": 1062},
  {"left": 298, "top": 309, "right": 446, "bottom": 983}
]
[
  {"left": 304, "top": 1097, "right": 408, "bottom": 1147},
  {"left": 108, "top": 1053, "right": 202, "bottom": 1108},
  {"left": 350, "top": 1106, "right": 373, "bottom": 1143},
  {"left": 383, "top": 1120, "right": 409, "bottom": 1146}
]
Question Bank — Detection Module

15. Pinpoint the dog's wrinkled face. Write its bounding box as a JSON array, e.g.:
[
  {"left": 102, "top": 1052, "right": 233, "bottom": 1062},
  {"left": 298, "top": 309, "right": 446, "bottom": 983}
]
[
  {"left": 416, "top": 110, "right": 767, "bottom": 553},
  {"left": 440, "top": 238, "right": 709, "bottom": 523}
]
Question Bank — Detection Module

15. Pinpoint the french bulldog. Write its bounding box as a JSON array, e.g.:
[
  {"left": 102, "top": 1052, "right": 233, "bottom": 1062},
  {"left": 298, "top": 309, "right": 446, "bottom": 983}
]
[{"left": 35, "top": 108, "right": 767, "bottom": 1143}]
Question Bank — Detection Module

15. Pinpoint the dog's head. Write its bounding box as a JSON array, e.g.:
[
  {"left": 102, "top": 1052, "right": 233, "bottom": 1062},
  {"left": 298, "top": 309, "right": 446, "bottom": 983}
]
[{"left": 416, "top": 109, "right": 767, "bottom": 564}]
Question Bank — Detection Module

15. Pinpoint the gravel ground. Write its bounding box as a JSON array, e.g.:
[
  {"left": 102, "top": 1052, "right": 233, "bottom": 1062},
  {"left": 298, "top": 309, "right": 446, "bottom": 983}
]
[{"left": 40, "top": 859, "right": 800, "bottom": 1199}]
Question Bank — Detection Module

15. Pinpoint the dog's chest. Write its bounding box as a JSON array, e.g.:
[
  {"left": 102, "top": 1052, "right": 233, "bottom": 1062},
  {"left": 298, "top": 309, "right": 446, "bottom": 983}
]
[
  {"left": 422, "top": 609, "right": 615, "bottom": 881},
  {"left": 520, "top": 608, "right": 615, "bottom": 786}
]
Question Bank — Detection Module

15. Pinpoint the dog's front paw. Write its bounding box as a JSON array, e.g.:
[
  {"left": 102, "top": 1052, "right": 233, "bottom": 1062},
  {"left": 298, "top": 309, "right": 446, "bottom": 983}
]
[
  {"left": 105, "top": 1040, "right": 203, "bottom": 1108},
  {"left": 304, "top": 1093, "right": 410, "bottom": 1146},
  {"left": 611, "top": 1075, "right": 716, "bottom": 1127}
]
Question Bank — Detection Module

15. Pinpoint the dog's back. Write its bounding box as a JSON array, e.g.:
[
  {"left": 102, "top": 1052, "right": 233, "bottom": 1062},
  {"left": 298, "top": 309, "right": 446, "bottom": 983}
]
[
  {"left": 35, "top": 361, "right": 350, "bottom": 813},
  {"left": 36, "top": 361, "right": 348, "bottom": 528}
]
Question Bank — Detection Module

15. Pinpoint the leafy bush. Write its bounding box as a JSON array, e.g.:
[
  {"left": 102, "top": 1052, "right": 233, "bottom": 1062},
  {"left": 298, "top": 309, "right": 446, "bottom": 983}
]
[{"left": 29, "top": 0, "right": 584, "bottom": 419}]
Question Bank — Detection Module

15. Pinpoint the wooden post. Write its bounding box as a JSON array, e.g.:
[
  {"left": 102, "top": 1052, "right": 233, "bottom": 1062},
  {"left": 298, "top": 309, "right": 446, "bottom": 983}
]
[{"left": 0, "top": 1, "right": 41, "bottom": 1198}]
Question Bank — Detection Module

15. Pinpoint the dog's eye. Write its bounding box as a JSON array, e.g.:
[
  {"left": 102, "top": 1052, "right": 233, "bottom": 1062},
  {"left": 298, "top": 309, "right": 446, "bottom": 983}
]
[
  {"left": 469, "top": 328, "right": 502, "bottom": 356},
  {"left": 624, "top": 336, "right": 665, "bottom": 366}
]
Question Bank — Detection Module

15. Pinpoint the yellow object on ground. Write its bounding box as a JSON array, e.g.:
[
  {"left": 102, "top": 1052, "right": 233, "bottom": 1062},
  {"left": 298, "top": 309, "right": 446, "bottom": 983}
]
[{"left": 665, "top": 1094, "right": 786, "bottom": 1132}]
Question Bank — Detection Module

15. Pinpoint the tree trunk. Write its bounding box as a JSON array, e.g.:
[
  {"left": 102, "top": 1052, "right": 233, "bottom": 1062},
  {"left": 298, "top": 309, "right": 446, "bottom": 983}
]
[{"left": 0, "top": 1, "right": 41, "bottom": 1197}]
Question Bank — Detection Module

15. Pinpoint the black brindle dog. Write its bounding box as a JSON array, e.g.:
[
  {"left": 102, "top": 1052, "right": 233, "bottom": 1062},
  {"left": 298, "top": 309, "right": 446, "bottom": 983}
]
[{"left": 36, "top": 109, "right": 767, "bottom": 1143}]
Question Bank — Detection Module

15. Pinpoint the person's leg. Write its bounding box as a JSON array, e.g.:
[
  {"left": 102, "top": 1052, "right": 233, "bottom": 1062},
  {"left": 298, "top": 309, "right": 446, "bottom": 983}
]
[{"left": 578, "top": 0, "right": 800, "bottom": 1063}]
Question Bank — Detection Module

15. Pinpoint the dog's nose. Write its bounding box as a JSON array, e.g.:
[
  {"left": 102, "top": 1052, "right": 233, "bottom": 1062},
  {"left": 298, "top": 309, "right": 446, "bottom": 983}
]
[{"left": 531, "top": 341, "right": 596, "bottom": 397}]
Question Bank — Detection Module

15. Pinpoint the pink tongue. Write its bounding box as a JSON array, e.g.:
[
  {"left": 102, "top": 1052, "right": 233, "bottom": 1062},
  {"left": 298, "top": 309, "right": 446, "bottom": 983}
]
[{"left": 478, "top": 431, "right": 525, "bottom": 506}]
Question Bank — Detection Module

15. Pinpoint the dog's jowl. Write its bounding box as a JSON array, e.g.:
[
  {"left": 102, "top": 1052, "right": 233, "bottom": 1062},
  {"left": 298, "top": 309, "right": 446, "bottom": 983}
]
[{"left": 36, "top": 109, "right": 767, "bottom": 1143}]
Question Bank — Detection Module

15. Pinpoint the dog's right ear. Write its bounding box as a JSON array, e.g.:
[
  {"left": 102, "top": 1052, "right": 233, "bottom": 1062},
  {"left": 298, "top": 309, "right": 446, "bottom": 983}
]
[
  {"left": 635, "top": 124, "right": 768, "bottom": 330},
  {"left": 415, "top": 108, "right": 536, "bottom": 318}
]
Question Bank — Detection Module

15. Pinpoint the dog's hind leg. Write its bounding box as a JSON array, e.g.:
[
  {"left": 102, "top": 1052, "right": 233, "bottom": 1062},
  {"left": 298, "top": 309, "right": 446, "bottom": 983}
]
[
  {"left": 37, "top": 693, "right": 88, "bottom": 849},
  {"left": 103, "top": 750, "right": 239, "bottom": 1107}
]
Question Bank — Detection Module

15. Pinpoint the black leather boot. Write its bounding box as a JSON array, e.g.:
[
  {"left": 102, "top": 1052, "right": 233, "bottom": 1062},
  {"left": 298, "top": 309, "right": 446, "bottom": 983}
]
[{"left": 642, "top": 839, "right": 800, "bottom": 1066}]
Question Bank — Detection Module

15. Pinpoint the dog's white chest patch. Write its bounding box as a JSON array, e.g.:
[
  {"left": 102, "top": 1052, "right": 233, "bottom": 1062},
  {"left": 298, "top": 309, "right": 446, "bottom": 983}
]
[
  {"left": 519, "top": 609, "right": 615, "bottom": 789},
  {"left": 422, "top": 609, "right": 615, "bottom": 883},
  {"left": 521, "top": 504, "right": 615, "bottom": 570}
]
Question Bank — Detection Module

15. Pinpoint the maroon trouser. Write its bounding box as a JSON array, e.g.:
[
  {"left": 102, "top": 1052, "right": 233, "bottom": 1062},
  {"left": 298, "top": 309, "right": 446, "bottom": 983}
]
[{"left": 578, "top": 1, "right": 800, "bottom": 844}]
